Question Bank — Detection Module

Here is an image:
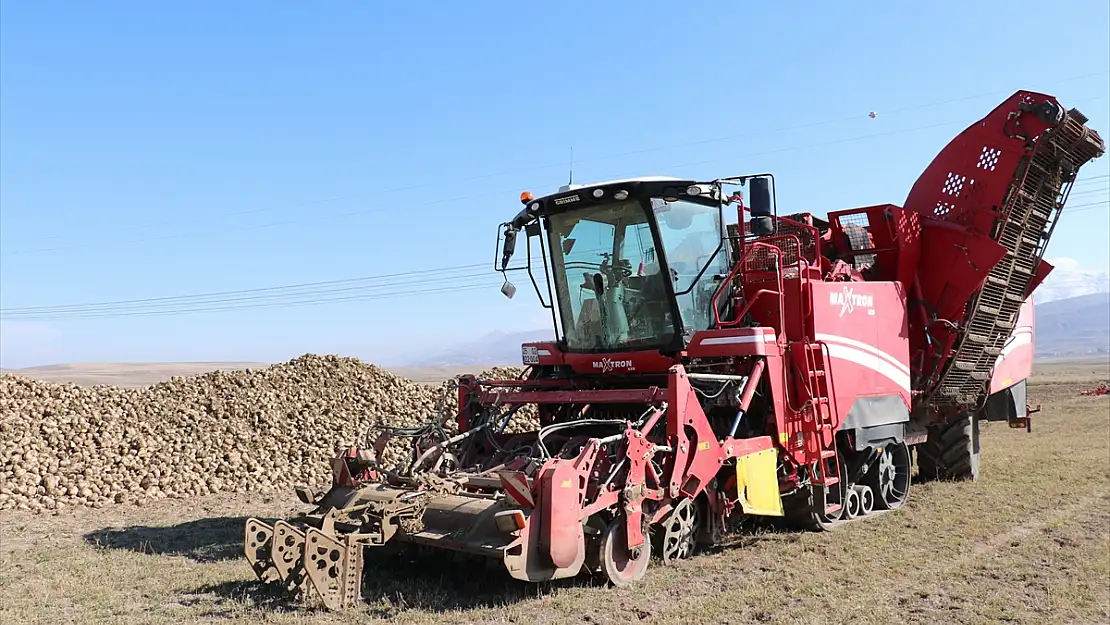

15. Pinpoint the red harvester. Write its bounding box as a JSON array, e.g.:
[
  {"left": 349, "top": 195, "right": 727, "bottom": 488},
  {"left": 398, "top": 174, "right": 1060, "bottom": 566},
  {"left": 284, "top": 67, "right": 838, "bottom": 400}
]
[{"left": 244, "top": 91, "right": 1104, "bottom": 610}]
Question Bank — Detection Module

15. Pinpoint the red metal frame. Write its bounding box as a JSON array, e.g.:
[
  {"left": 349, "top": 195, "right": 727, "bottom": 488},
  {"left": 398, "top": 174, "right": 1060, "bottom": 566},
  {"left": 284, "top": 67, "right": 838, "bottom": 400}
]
[{"left": 246, "top": 92, "right": 1107, "bottom": 609}]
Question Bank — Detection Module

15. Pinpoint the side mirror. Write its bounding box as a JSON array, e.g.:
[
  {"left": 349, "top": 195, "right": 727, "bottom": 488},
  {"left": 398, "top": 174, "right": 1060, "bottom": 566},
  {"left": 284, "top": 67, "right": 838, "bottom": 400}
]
[
  {"left": 500, "top": 279, "right": 517, "bottom": 299},
  {"left": 749, "top": 216, "right": 774, "bottom": 236},
  {"left": 750, "top": 177, "right": 773, "bottom": 217}
]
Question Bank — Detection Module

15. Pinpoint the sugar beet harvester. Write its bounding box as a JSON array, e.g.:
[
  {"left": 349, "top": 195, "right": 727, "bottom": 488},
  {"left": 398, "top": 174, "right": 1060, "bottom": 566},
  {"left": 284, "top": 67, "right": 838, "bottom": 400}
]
[{"left": 244, "top": 91, "right": 1104, "bottom": 610}]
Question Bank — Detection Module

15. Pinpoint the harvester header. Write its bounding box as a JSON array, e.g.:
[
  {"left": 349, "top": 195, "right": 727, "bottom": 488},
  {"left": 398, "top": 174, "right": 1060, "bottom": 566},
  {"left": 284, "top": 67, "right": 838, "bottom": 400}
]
[{"left": 244, "top": 90, "right": 1103, "bottom": 611}]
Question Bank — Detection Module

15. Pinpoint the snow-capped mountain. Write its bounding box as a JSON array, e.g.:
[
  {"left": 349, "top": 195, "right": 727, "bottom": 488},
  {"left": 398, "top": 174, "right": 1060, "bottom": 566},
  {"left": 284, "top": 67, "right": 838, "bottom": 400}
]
[
  {"left": 1033, "top": 292, "right": 1109, "bottom": 357},
  {"left": 1033, "top": 257, "right": 1110, "bottom": 304}
]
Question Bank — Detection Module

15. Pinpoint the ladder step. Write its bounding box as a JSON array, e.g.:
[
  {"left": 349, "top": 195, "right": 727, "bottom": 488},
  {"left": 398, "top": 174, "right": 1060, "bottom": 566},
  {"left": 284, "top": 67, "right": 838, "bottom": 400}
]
[
  {"left": 820, "top": 450, "right": 837, "bottom": 459},
  {"left": 814, "top": 476, "right": 840, "bottom": 486},
  {"left": 824, "top": 504, "right": 842, "bottom": 516}
]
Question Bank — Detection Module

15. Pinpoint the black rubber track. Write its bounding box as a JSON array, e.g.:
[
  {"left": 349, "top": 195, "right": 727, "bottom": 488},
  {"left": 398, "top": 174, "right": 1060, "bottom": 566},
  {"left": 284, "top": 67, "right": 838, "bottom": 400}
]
[{"left": 916, "top": 414, "right": 980, "bottom": 481}]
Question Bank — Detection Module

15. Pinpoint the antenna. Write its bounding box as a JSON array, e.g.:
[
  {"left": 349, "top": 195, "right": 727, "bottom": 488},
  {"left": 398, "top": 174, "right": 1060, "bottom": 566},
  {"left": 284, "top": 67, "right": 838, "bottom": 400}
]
[{"left": 568, "top": 146, "right": 574, "bottom": 186}]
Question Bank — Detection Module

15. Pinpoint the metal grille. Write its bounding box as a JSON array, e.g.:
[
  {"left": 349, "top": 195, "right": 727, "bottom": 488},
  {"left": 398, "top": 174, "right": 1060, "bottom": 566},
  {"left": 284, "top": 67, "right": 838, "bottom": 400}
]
[
  {"left": 743, "top": 234, "right": 801, "bottom": 272},
  {"left": 729, "top": 218, "right": 819, "bottom": 271},
  {"left": 772, "top": 218, "right": 820, "bottom": 265},
  {"left": 741, "top": 218, "right": 819, "bottom": 273},
  {"left": 833, "top": 213, "right": 876, "bottom": 269}
]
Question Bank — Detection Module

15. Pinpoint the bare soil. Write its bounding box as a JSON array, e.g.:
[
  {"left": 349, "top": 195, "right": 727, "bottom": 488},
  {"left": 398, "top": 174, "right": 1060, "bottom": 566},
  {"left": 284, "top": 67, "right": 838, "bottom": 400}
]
[{"left": 2, "top": 360, "right": 1108, "bottom": 625}]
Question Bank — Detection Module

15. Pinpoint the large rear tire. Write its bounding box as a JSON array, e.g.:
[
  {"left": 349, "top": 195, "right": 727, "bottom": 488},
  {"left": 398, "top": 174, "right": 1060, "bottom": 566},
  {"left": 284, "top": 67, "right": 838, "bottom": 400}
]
[{"left": 916, "top": 414, "right": 980, "bottom": 481}]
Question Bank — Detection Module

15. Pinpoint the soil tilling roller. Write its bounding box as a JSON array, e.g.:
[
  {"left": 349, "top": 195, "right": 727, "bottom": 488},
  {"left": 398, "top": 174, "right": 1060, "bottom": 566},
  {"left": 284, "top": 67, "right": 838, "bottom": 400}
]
[{"left": 244, "top": 90, "right": 1103, "bottom": 610}]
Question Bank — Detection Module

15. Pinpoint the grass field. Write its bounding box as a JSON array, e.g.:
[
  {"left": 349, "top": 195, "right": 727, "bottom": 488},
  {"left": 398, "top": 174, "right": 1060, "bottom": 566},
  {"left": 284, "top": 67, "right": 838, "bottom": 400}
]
[{"left": 2, "top": 360, "right": 1107, "bottom": 625}]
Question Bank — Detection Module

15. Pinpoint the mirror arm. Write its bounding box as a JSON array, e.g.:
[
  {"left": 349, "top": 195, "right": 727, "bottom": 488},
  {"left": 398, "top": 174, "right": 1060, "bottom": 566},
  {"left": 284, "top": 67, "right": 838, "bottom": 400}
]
[{"left": 500, "top": 207, "right": 539, "bottom": 270}]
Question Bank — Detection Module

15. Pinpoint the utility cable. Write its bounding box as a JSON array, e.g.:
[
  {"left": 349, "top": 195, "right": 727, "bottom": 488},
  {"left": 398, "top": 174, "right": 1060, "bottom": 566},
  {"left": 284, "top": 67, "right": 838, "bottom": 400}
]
[
  {"left": 5, "top": 84, "right": 1106, "bottom": 255},
  {"left": 2, "top": 281, "right": 504, "bottom": 320},
  {"left": 11, "top": 72, "right": 1103, "bottom": 245},
  {"left": 0, "top": 263, "right": 490, "bottom": 315},
  {"left": 0, "top": 119, "right": 997, "bottom": 255}
]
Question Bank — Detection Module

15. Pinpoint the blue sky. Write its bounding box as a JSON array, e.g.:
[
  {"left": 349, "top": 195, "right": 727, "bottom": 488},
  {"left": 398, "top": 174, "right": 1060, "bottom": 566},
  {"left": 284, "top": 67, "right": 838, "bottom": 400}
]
[{"left": 1, "top": 1, "right": 1108, "bottom": 368}]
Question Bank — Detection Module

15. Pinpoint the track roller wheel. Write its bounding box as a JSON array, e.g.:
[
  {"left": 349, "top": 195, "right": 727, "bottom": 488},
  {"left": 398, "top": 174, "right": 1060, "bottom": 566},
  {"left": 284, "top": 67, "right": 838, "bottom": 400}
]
[
  {"left": 864, "top": 442, "right": 911, "bottom": 510},
  {"left": 784, "top": 460, "right": 847, "bottom": 531},
  {"left": 917, "top": 414, "right": 980, "bottom": 481},
  {"left": 660, "top": 498, "right": 699, "bottom": 565},
  {"left": 843, "top": 486, "right": 861, "bottom": 519},
  {"left": 598, "top": 519, "right": 651, "bottom": 587}
]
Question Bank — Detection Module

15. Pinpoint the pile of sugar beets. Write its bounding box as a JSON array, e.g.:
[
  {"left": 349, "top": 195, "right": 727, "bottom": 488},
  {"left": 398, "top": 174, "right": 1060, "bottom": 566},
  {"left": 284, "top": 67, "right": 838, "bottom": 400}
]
[{"left": 0, "top": 354, "right": 529, "bottom": 513}]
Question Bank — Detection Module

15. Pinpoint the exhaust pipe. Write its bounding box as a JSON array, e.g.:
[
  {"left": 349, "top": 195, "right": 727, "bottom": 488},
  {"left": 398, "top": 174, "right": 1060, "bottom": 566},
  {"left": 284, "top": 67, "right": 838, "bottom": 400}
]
[
  {"left": 844, "top": 487, "right": 861, "bottom": 519},
  {"left": 852, "top": 484, "right": 874, "bottom": 516}
]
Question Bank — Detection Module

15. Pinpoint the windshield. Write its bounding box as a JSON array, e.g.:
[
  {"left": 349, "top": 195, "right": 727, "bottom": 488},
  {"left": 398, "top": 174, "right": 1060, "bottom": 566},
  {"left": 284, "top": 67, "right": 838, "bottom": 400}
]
[
  {"left": 547, "top": 200, "right": 676, "bottom": 351},
  {"left": 650, "top": 197, "right": 728, "bottom": 335}
]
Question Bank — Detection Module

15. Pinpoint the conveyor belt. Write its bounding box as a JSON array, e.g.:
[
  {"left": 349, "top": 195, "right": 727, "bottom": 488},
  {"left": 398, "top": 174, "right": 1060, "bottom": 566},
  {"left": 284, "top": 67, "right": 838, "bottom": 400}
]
[{"left": 936, "top": 108, "right": 1106, "bottom": 405}]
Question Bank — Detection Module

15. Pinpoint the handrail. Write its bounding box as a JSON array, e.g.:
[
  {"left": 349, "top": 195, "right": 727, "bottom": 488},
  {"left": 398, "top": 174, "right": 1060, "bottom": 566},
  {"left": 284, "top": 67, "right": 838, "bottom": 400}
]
[
  {"left": 730, "top": 289, "right": 779, "bottom": 328},
  {"left": 711, "top": 241, "right": 787, "bottom": 336},
  {"left": 816, "top": 340, "right": 840, "bottom": 428}
]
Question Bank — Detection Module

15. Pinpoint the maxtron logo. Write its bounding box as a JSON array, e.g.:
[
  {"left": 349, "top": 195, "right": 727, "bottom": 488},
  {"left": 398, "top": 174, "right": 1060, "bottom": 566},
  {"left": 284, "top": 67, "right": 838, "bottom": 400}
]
[
  {"left": 592, "top": 358, "right": 634, "bottom": 373},
  {"left": 829, "top": 286, "right": 875, "bottom": 317}
]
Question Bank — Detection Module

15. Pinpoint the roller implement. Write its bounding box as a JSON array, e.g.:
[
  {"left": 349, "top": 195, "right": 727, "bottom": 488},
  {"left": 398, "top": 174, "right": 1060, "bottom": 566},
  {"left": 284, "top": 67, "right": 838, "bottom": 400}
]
[{"left": 244, "top": 91, "right": 1104, "bottom": 610}]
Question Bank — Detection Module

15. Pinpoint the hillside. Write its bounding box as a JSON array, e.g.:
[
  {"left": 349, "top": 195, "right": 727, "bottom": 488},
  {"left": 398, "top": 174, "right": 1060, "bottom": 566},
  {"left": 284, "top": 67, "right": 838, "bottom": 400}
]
[
  {"left": 406, "top": 293, "right": 1109, "bottom": 365},
  {"left": 402, "top": 329, "right": 555, "bottom": 367},
  {"left": 1033, "top": 292, "right": 1110, "bottom": 358},
  {"left": 3, "top": 295, "right": 1104, "bottom": 387}
]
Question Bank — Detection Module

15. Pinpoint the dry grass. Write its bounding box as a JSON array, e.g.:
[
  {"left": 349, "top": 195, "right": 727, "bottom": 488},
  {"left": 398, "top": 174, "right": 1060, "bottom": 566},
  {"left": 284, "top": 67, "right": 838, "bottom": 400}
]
[{"left": 2, "top": 360, "right": 1108, "bottom": 625}]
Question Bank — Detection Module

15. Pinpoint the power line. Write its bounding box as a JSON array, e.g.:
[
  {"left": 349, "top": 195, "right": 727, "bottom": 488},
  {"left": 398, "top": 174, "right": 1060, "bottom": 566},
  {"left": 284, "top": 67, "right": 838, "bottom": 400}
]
[
  {"left": 2, "top": 281, "right": 504, "bottom": 321},
  {"left": 8, "top": 111, "right": 1106, "bottom": 258},
  {"left": 11, "top": 72, "right": 1103, "bottom": 246},
  {"left": 0, "top": 272, "right": 496, "bottom": 318},
  {"left": 1063, "top": 200, "right": 1110, "bottom": 213},
  {"left": 8, "top": 200, "right": 1106, "bottom": 321},
  {"left": 1069, "top": 187, "right": 1108, "bottom": 197},
  {"left": 0, "top": 119, "right": 1018, "bottom": 255},
  {"left": 4, "top": 82, "right": 1107, "bottom": 255},
  {"left": 0, "top": 263, "right": 490, "bottom": 315}
]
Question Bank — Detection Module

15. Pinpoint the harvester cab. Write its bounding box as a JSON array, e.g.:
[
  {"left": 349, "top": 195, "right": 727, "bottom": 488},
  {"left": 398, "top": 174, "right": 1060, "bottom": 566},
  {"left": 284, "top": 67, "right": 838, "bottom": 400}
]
[
  {"left": 496, "top": 175, "right": 776, "bottom": 366},
  {"left": 244, "top": 90, "right": 1104, "bottom": 612}
]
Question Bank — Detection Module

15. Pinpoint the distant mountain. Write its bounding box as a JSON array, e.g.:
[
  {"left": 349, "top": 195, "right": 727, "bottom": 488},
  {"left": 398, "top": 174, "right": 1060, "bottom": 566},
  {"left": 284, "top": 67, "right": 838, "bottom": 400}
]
[
  {"left": 405, "top": 293, "right": 1108, "bottom": 366},
  {"left": 1032, "top": 292, "right": 1110, "bottom": 358},
  {"left": 1034, "top": 258, "right": 1110, "bottom": 304},
  {"left": 403, "top": 329, "right": 555, "bottom": 367}
]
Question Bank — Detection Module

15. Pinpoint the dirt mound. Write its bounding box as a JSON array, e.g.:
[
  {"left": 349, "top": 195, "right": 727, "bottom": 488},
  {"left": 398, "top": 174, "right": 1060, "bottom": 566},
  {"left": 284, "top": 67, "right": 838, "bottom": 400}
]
[{"left": 0, "top": 354, "right": 527, "bottom": 513}]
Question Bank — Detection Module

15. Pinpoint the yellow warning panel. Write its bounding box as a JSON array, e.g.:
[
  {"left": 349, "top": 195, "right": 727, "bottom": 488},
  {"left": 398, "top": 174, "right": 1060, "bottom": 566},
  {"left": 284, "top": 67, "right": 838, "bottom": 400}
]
[{"left": 735, "top": 448, "right": 784, "bottom": 517}]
